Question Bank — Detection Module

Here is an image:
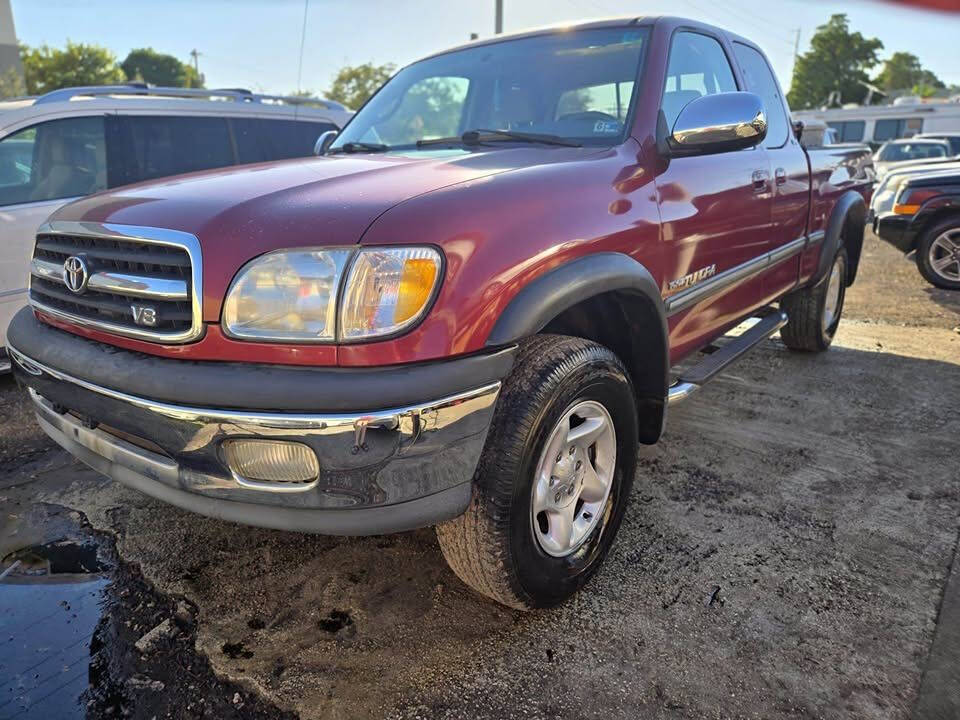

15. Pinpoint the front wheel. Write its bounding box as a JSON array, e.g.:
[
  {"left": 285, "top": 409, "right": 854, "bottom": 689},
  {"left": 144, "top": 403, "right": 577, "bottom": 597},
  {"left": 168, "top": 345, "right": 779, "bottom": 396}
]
[
  {"left": 780, "top": 248, "right": 848, "bottom": 352},
  {"left": 436, "top": 335, "right": 638, "bottom": 610}
]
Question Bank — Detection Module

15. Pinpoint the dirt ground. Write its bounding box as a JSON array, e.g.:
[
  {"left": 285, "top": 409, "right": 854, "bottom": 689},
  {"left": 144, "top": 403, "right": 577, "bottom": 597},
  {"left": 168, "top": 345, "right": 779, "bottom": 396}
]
[{"left": 1, "top": 231, "right": 959, "bottom": 720}]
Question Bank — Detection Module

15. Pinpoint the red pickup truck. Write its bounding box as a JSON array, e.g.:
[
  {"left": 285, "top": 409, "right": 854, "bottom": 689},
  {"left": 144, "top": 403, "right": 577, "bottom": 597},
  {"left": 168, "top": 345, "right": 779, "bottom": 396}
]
[{"left": 9, "top": 17, "right": 872, "bottom": 609}]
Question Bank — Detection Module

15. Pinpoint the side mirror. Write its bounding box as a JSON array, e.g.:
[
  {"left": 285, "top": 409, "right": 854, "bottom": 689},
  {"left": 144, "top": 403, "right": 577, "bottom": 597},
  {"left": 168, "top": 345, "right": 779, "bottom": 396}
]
[
  {"left": 666, "top": 92, "right": 767, "bottom": 157},
  {"left": 314, "top": 130, "right": 339, "bottom": 156}
]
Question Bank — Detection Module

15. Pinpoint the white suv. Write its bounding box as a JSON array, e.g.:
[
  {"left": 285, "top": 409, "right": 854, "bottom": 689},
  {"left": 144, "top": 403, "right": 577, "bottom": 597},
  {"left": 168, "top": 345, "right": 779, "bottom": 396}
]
[{"left": 0, "top": 85, "right": 352, "bottom": 369}]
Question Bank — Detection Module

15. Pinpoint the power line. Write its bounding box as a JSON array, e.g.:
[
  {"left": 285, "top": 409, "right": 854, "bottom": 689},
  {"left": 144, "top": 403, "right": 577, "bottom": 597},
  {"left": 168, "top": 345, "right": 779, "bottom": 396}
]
[{"left": 710, "top": 0, "right": 798, "bottom": 45}]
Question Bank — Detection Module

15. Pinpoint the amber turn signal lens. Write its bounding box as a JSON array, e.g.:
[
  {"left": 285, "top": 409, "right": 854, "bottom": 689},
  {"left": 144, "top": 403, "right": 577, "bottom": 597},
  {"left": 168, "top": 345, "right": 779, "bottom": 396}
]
[
  {"left": 893, "top": 204, "right": 920, "bottom": 215},
  {"left": 339, "top": 247, "right": 443, "bottom": 340},
  {"left": 395, "top": 258, "right": 439, "bottom": 324}
]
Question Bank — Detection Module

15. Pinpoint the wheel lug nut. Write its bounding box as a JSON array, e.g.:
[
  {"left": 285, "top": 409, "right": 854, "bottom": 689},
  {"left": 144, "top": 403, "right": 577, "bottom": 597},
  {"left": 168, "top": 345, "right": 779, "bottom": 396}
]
[{"left": 583, "top": 511, "right": 593, "bottom": 520}]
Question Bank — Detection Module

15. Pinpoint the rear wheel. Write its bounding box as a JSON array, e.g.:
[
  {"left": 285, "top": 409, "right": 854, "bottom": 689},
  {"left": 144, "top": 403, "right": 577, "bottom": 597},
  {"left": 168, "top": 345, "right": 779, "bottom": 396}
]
[
  {"left": 916, "top": 219, "right": 960, "bottom": 290},
  {"left": 780, "top": 248, "right": 848, "bottom": 352},
  {"left": 436, "top": 335, "right": 638, "bottom": 610}
]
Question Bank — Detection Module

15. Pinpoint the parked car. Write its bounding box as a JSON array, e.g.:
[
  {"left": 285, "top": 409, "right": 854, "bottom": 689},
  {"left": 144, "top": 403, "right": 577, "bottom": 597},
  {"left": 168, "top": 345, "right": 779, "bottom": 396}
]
[
  {"left": 0, "top": 85, "right": 352, "bottom": 371},
  {"left": 869, "top": 160, "right": 960, "bottom": 222},
  {"left": 8, "top": 17, "right": 873, "bottom": 609},
  {"left": 873, "top": 138, "right": 955, "bottom": 179},
  {"left": 916, "top": 132, "right": 960, "bottom": 157},
  {"left": 875, "top": 170, "right": 960, "bottom": 289}
]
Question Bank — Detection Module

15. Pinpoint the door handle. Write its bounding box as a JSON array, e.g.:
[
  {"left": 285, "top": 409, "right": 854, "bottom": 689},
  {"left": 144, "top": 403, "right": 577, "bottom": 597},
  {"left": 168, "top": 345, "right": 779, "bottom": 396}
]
[
  {"left": 775, "top": 167, "right": 787, "bottom": 185},
  {"left": 752, "top": 169, "right": 769, "bottom": 192}
]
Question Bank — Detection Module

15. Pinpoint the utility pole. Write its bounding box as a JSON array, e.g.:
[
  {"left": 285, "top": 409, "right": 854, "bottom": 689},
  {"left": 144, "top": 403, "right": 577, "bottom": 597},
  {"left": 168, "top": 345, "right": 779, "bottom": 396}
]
[
  {"left": 792, "top": 28, "right": 801, "bottom": 67},
  {"left": 495, "top": 0, "right": 503, "bottom": 35},
  {"left": 189, "top": 48, "right": 201, "bottom": 77}
]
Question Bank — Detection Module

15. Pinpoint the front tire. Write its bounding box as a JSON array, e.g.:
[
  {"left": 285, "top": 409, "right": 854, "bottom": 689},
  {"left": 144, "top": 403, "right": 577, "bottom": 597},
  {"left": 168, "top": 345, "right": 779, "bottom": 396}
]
[
  {"left": 915, "top": 219, "right": 960, "bottom": 290},
  {"left": 436, "top": 335, "right": 638, "bottom": 610},
  {"left": 780, "top": 248, "right": 848, "bottom": 352}
]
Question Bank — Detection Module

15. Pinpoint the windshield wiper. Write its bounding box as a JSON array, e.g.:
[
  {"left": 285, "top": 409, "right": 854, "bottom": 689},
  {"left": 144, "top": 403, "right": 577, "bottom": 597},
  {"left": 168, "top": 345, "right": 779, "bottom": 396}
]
[
  {"left": 327, "top": 141, "right": 391, "bottom": 155},
  {"left": 416, "top": 129, "right": 582, "bottom": 149}
]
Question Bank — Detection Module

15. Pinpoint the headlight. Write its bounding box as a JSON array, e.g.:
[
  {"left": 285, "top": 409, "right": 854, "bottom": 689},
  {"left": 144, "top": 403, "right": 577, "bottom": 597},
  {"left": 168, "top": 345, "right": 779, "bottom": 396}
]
[
  {"left": 222, "top": 249, "right": 352, "bottom": 341},
  {"left": 222, "top": 246, "right": 442, "bottom": 342},
  {"left": 340, "top": 247, "right": 442, "bottom": 340}
]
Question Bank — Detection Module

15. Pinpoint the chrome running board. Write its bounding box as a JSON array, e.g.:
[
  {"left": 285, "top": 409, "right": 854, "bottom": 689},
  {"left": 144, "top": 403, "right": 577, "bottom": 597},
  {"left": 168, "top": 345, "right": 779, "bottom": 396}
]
[{"left": 668, "top": 309, "right": 788, "bottom": 406}]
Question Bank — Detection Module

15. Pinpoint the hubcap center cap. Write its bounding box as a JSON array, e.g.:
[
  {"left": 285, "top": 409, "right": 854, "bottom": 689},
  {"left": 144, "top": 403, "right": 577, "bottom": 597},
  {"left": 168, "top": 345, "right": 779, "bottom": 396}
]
[{"left": 551, "top": 450, "right": 583, "bottom": 508}]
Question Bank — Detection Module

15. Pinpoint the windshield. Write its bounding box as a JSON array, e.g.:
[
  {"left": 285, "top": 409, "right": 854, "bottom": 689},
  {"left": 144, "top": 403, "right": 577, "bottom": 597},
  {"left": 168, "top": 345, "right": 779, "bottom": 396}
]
[
  {"left": 878, "top": 142, "right": 948, "bottom": 162},
  {"left": 331, "top": 27, "right": 649, "bottom": 152}
]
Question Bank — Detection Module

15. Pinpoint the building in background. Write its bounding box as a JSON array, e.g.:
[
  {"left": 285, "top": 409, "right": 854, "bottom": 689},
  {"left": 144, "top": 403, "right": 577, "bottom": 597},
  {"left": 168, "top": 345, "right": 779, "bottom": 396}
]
[{"left": 0, "top": 0, "right": 24, "bottom": 88}]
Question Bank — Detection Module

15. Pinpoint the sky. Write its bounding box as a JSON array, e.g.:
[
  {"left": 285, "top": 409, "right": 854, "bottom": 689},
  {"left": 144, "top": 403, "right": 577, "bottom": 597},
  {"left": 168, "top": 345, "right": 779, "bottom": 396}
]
[{"left": 10, "top": 0, "right": 960, "bottom": 99}]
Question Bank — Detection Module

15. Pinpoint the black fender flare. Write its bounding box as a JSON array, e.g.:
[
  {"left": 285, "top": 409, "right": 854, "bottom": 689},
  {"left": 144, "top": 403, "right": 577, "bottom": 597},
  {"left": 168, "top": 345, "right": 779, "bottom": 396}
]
[
  {"left": 910, "top": 193, "right": 960, "bottom": 240},
  {"left": 486, "top": 253, "right": 669, "bottom": 443},
  {"left": 486, "top": 252, "right": 667, "bottom": 348},
  {"left": 814, "top": 190, "right": 866, "bottom": 285}
]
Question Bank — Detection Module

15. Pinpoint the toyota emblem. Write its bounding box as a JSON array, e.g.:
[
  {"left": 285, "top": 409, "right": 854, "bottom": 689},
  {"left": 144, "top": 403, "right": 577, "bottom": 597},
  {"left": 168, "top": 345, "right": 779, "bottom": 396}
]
[{"left": 63, "top": 255, "right": 90, "bottom": 294}]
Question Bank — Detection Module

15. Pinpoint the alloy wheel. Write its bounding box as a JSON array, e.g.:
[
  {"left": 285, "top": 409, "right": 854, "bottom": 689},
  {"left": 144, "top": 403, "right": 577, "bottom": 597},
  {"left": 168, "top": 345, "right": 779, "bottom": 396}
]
[{"left": 530, "top": 400, "right": 617, "bottom": 558}]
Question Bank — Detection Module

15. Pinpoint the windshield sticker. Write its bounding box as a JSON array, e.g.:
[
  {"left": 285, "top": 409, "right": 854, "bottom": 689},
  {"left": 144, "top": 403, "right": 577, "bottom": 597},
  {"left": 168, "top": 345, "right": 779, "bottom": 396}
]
[{"left": 593, "top": 121, "right": 621, "bottom": 134}]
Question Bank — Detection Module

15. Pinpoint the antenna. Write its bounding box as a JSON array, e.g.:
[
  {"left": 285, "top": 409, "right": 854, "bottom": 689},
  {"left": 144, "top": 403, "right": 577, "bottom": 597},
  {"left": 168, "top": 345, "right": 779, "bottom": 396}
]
[{"left": 296, "top": 0, "right": 310, "bottom": 94}]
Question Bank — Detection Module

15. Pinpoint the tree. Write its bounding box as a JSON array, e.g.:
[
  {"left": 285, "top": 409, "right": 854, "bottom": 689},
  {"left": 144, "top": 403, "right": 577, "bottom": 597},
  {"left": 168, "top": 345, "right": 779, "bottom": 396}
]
[
  {"left": 121, "top": 48, "right": 203, "bottom": 88},
  {"left": 0, "top": 67, "right": 25, "bottom": 99},
  {"left": 786, "top": 15, "right": 883, "bottom": 110},
  {"left": 22, "top": 42, "right": 126, "bottom": 95},
  {"left": 874, "top": 51, "right": 943, "bottom": 93},
  {"left": 325, "top": 62, "right": 395, "bottom": 110}
]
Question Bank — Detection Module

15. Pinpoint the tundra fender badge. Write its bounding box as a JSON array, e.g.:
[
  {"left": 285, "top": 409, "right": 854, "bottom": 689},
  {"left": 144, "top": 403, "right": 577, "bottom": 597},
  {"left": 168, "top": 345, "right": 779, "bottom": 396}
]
[{"left": 668, "top": 264, "right": 717, "bottom": 292}]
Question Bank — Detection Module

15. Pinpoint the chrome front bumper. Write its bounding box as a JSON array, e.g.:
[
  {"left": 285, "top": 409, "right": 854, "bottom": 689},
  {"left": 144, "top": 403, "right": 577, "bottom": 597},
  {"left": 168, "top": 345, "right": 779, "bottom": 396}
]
[{"left": 10, "top": 345, "right": 500, "bottom": 535}]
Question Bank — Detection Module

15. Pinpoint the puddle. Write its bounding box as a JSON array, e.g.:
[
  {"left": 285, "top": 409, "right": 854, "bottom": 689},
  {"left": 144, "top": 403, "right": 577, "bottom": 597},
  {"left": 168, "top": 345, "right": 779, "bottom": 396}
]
[
  {"left": 0, "top": 503, "right": 296, "bottom": 720},
  {"left": 0, "top": 540, "right": 109, "bottom": 720}
]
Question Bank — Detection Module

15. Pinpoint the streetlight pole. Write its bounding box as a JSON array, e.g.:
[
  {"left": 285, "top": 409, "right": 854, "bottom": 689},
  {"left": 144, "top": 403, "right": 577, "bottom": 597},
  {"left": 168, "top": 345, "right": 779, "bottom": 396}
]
[{"left": 495, "top": 0, "right": 503, "bottom": 34}]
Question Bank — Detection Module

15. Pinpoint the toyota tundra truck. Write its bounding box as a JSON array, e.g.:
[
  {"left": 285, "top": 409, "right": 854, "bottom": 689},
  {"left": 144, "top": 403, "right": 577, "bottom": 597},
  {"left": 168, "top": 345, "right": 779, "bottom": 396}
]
[{"left": 8, "top": 17, "right": 872, "bottom": 609}]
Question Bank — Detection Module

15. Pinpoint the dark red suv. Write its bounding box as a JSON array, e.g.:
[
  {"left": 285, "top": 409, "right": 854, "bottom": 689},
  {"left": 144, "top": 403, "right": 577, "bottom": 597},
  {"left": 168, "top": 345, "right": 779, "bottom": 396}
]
[{"left": 9, "top": 17, "right": 872, "bottom": 609}]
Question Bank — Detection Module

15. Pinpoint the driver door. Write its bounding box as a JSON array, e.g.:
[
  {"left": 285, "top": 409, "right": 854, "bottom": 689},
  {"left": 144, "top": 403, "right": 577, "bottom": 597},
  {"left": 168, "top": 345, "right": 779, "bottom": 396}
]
[{"left": 653, "top": 30, "right": 773, "bottom": 362}]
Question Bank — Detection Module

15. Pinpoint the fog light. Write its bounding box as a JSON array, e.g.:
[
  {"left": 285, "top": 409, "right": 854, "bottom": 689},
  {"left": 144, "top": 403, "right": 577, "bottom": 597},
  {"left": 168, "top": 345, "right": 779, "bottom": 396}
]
[{"left": 222, "top": 439, "right": 319, "bottom": 487}]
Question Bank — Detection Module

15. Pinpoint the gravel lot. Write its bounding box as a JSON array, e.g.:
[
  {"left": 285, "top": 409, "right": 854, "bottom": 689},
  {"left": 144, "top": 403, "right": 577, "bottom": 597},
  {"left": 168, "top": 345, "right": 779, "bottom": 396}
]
[{"left": 1, "top": 231, "right": 958, "bottom": 719}]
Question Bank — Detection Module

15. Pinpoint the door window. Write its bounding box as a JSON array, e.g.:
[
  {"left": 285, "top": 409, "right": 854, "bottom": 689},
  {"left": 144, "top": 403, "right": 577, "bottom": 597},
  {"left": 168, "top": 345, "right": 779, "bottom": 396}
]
[
  {"left": 662, "top": 32, "right": 737, "bottom": 128},
  {"left": 0, "top": 117, "right": 107, "bottom": 207},
  {"left": 113, "top": 115, "right": 234, "bottom": 185},
  {"left": 233, "top": 118, "right": 338, "bottom": 164},
  {"left": 733, "top": 43, "right": 789, "bottom": 148}
]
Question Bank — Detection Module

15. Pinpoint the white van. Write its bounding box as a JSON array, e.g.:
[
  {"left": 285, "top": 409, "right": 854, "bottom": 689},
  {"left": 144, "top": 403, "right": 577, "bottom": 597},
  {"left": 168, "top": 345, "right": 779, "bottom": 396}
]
[
  {"left": 792, "top": 97, "right": 960, "bottom": 151},
  {"left": 0, "top": 85, "right": 352, "bottom": 370}
]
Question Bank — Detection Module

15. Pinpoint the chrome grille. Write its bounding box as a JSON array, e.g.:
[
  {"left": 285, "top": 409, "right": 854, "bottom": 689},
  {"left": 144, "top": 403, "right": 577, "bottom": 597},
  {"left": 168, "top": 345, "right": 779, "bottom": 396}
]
[{"left": 29, "top": 222, "right": 203, "bottom": 343}]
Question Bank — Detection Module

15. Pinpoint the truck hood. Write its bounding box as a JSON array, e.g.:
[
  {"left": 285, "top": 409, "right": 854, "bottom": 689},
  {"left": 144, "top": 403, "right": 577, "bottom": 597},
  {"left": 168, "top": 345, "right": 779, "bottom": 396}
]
[
  {"left": 52, "top": 147, "right": 591, "bottom": 323},
  {"left": 53, "top": 149, "right": 583, "bottom": 251}
]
